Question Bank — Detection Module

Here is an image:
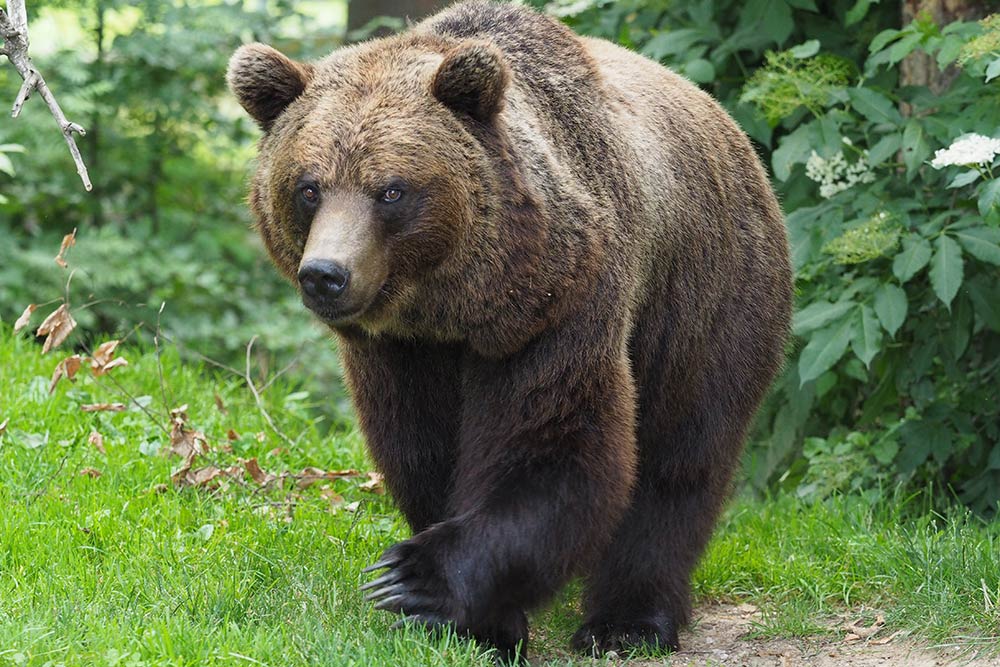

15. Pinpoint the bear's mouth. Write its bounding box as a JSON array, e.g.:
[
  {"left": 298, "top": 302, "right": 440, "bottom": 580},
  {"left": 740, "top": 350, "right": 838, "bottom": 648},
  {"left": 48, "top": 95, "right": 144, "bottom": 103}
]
[{"left": 303, "top": 281, "right": 391, "bottom": 328}]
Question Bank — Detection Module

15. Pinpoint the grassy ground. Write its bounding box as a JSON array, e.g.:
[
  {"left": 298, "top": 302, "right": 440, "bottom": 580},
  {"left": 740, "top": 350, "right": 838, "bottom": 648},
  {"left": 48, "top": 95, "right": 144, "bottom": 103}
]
[{"left": 1, "top": 326, "right": 998, "bottom": 666}]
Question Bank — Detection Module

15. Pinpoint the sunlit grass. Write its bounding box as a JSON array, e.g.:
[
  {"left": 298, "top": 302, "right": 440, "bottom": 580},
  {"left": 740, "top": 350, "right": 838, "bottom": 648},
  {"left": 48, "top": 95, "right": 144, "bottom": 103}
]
[{"left": 1, "top": 327, "right": 997, "bottom": 665}]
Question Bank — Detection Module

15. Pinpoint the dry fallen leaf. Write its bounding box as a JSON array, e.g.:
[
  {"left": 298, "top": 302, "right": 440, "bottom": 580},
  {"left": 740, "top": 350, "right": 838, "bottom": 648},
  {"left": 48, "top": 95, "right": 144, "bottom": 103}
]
[
  {"left": 243, "top": 457, "right": 277, "bottom": 486},
  {"left": 49, "top": 354, "right": 85, "bottom": 394},
  {"left": 54, "top": 228, "right": 76, "bottom": 268},
  {"left": 226, "top": 429, "right": 239, "bottom": 441},
  {"left": 296, "top": 467, "right": 361, "bottom": 489},
  {"left": 871, "top": 630, "right": 904, "bottom": 645},
  {"left": 81, "top": 403, "right": 127, "bottom": 413},
  {"left": 36, "top": 304, "right": 77, "bottom": 354},
  {"left": 176, "top": 465, "right": 241, "bottom": 489},
  {"left": 214, "top": 393, "right": 228, "bottom": 414},
  {"left": 79, "top": 467, "right": 102, "bottom": 478},
  {"left": 90, "top": 339, "right": 127, "bottom": 376},
  {"left": 844, "top": 614, "right": 885, "bottom": 642},
  {"left": 168, "top": 405, "right": 208, "bottom": 459},
  {"left": 169, "top": 424, "right": 208, "bottom": 459},
  {"left": 344, "top": 501, "right": 361, "bottom": 512},
  {"left": 0, "top": 418, "right": 8, "bottom": 435},
  {"left": 13, "top": 304, "right": 36, "bottom": 333},
  {"left": 320, "top": 486, "right": 345, "bottom": 509},
  {"left": 359, "top": 471, "right": 385, "bottom": 495},
  {"left": 88, "top": 431, "right": 106, "bottom": 455}
]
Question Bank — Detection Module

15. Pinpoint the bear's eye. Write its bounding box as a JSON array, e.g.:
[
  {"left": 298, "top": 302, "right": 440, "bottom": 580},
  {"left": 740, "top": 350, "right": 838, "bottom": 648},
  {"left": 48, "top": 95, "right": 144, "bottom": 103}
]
[
  {"left": 381, "top": 188, "right": 403, "bottom": 204},
  {"left": 301, "top": 185, "right": 319, "bottom": 204}
]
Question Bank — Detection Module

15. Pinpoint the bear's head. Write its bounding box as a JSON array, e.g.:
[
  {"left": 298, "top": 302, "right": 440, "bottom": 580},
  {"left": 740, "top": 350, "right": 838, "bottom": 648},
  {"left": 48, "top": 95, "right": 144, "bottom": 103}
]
[{"left": 226, "top": 37, "right": 510, "bottom": 333}]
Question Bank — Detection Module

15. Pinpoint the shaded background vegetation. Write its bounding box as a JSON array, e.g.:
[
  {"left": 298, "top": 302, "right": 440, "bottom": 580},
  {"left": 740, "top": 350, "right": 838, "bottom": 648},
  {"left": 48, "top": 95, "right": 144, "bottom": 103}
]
[{"left": 1, "top": 0, "right": 998, "bottom": 514}]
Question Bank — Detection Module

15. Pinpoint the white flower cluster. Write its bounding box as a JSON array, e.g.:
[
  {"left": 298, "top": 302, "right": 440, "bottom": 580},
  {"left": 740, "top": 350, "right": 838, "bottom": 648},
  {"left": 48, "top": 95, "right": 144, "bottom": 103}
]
[
  {"left": 805, "top": 149, "right": 876, "bottom": 199},
  {"left": 930, "top": 133, "right": 1000, "bottom": 169}
]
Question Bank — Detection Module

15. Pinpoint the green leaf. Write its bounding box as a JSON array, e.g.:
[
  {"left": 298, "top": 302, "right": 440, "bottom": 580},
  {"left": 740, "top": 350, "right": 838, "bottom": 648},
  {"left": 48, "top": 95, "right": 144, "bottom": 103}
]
[
  {"left": 954, "top": 227, "right": 1000, "bottom": 265},
  {"left": 901, "top": 121, "right": 930, "bottom": 177},
  {"left": 947, "top": 170, "right": 980, "bottom": 189},
  {"left": 946, "top": 294, "right": 972, "bottom": 360},
  {"left": 967, "top": 276, "right": 1000, "bottom": 331},
  {"left": 772, "top": 123, "right": 814, "bottom": 181},
  {"left": 888, "top": 32, "right": 923, "bottom": 66},
  {"left": 683, "top": 58, "right": 716, "bottom": 83},
  {"left": 0, "top": 153, "right": 13, "bottom": 177},
  {"left": 893, "top": 235, "right": 932, "bottom": 282},
  {"left": 978, "top": 178, "right": 1000, "bottom": 217},
  {"left": 869, "top": 28, "right": 901, "bottom": 54},
  {"left": 850, "top": 304, "right": 882, "bottom": 367},
  {"left": 740, "top": 0, "right": 794, "bottom": 45},
  {"left": 792, "top": 300, "right": 855, "bottom": 335},
  {"left": 867, "top": 133, "right": 901, "bottom": 165},
  {"left": 873, "top": 283, "right": 907, "bottom": 337},
  {"left": 845, "top": 0, "right": 877, "bottom": 25},
  {"left": 789, "top": 39, "right": 820, "bottom": 58},
  {"left": 847, "top": 88, "right": 902, "bottom": 126},
  {"left": 986, "top": 57, "right": 1000, "bottom": 83},
  {"left": 798, "top": 316, "right": 854, "bottom": 384},
  {"left": 929, "top": 235, "right": 964, "bottom": 308}
]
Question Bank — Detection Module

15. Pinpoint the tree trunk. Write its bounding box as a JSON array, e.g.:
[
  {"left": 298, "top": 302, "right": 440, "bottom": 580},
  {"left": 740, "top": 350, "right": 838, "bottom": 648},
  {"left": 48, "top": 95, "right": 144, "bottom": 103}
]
[
  {"left": 347, "top": 0, "right": 447, "bottom": 39},
  {"left": 899, "top": 0, "right": 993, "bottom": 92}
]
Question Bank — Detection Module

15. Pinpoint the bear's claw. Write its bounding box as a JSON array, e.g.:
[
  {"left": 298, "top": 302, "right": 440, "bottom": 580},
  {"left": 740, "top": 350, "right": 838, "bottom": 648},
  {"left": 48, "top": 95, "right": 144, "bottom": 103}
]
[{"left": 362, "top": 540, "right": 451, "bottom": 620}]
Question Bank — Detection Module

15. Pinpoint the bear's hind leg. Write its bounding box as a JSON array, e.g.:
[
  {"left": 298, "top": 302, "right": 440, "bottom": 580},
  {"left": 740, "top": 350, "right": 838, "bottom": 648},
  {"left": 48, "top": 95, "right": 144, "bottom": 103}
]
[{"left": 570, "top": 460, "right": 733, "bottom": 655}]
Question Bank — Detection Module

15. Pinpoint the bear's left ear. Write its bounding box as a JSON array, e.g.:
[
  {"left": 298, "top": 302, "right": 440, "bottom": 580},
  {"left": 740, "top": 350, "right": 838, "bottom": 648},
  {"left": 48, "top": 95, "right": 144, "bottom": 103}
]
[
  {"left": 432, "top": 42, "right": 510, "bottom": 123},
  {"left": 227, "top": 43, "right": 314, "bottom": 131}
]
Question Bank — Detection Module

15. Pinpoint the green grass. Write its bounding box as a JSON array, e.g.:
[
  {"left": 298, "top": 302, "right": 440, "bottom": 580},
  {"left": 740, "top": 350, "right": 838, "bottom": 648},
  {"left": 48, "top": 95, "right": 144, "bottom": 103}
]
[{"left": 0, "top": 326, "right": 998, "bottom": 666}]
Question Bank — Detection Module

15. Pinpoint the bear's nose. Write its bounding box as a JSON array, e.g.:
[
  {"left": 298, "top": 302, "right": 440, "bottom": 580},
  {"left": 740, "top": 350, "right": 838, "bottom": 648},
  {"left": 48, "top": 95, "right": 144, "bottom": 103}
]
[{"left": 298, "top": 259, "right": 351, "bottom": 301}]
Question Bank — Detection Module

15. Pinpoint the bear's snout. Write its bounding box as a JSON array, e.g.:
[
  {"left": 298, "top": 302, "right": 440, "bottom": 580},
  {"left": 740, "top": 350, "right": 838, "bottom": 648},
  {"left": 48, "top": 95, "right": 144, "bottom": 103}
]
[{"left": 298, "top": 259, "right": 351, "bottom": 310}]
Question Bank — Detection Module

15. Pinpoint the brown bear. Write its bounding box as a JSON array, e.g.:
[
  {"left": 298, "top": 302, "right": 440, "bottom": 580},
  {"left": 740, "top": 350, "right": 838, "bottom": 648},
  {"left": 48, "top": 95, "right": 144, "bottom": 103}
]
[{"left": 227, "top": 1, "right": 792, "bottom": 662}]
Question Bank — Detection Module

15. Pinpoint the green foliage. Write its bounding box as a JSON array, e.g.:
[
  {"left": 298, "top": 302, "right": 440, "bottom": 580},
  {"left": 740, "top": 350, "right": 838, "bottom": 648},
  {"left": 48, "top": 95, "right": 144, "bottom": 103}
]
[
  {"left": 0, "top": 1, "right": 347, "bottom": 395},
  {"left": 544, "top": 0, "right": 1000, "bottom": 514}
]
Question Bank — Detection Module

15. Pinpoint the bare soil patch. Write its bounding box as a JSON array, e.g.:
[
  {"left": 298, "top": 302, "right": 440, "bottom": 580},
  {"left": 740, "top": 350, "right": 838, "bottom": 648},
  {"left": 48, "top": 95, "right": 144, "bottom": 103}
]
[
  {"left": 538, "top": 603, "right": 1000, "bottom": 666},
  {"left": 666, "top": 603, "right": 996, "bottom": 667}
]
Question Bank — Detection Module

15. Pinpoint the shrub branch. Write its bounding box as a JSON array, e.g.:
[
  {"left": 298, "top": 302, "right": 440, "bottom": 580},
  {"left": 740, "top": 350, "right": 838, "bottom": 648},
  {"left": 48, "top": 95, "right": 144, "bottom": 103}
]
[{"left": 0, "top": 0, "right": 92, "bottom": 191}]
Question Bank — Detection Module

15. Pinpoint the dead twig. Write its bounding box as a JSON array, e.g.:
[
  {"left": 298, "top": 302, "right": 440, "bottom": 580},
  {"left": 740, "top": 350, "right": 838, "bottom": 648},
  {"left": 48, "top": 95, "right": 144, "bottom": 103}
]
[
  {"left": 244, "top": 336, "right": 296, "bottom": 449},
  {"left": 0, "top": 0, "right": 92, "bottom": 190}
]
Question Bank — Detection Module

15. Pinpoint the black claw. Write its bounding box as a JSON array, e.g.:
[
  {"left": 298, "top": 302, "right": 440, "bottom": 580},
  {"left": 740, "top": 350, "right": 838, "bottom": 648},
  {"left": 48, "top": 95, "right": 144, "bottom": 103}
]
[
  {"left": 359, "top": 571, "right": 402, "bottom": 592},
  {"left": 373, "top": 594, "right": 406, "bottom": 611},
  {"left": 363, "top": 583, "right": 405, "bottom": 601},
  {"left": 362, "top": 556, "right": 399, "bottom": 573}
]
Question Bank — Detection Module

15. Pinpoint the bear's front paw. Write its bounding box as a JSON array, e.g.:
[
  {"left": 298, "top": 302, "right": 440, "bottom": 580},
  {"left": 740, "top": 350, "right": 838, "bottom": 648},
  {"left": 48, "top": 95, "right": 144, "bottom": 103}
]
[{"left": 361, "top": 535, "right": 457, "bottom": 630}]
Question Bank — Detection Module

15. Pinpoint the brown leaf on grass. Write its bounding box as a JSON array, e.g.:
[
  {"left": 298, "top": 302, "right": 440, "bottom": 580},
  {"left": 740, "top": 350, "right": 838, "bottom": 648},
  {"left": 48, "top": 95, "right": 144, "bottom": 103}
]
[
  {"left": 226, "top": 429, "right": 239, "bottom": 441},
  {"left": 344, "top": 500, "right": 361, "bottom": 512},
  {"left": 871, "top": 630, "right": 904, "bottom": 645},
  {"left": 359, "top": 471, "right": 385, "bottom": 495},
  {"left": 88, "top": 431, "right": 106, "bottom": 455},
  {"left": 36, "top": 304, "right": 77, "bottom": 354},
  {"left": 320, "top": 486, "right": 345, "bottom": 509},
  {"left": 14, "top": 304, "right": 36, "bottom": 333},
  {"left": 79, "top": 467, "right": 102, "bottom": 478},
  {"left": 81, "top": 403, "right": 126, "bottom": 412},
  {"left": 214, "top": 393, "right": 227, "bottom": 414},
  {"left": 296, "top": 467, "right": 361, "bottom": 489},
  {"left": 844, "top": 614, "right": 885, "bottom": 642},
  {"left": 169, "top": 424, "right": 208, "bottom": 459},
  {"left": 49, "top": 354, "right": 85, "bottom": 394},
  {"left": 243, "top": 457, "right": 277, "bottom": 486},
  {"left": 54, "top": 228, "right": 76, "bottom": 268},
  {"left": 0, "top": 418, "right": 7, "bottom": 435},
  {"left": 90, "top": 340, "right": 128, "bottom": 376},
  {"left": 168, "top": 405, "right": 208, "bottom": 459},
  {"left": 179, "top": 465, "right": 242, "bottom": 489}
]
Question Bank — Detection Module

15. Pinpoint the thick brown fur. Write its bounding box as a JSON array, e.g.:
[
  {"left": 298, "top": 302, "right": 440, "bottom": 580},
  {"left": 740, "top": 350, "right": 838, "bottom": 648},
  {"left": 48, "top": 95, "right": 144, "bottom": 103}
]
[{"left": 228, "top": 1, "right": 792, "bottom": 662}]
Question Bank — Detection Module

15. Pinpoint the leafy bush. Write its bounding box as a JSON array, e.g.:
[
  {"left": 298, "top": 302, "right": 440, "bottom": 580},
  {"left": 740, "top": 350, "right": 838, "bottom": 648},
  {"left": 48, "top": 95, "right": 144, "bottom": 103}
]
[{"left": 539, "top": 0, "right": 1000, "bottom": 513}]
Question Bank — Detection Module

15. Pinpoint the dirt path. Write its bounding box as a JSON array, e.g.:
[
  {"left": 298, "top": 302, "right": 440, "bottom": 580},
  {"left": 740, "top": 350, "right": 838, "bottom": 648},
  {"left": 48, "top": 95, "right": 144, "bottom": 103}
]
[
  {"left": 665, "top": 603, "right": 997, "bottom": 667},
  {"left": 538, "top": 603, "right": 1000, "bottom": 666}
]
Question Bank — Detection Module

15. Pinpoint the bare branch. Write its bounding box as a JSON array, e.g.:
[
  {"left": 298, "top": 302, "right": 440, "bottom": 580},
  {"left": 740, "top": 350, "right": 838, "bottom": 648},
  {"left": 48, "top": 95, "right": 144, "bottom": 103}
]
[{"left": 0, "top": 0, "right": 92, "bottom": 191}]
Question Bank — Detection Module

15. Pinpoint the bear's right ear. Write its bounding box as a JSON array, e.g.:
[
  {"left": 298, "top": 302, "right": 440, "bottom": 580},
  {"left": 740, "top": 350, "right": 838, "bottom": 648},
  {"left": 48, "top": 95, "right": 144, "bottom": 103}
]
[
  {"left": 227, "top": 44, "right": 313, "bottom": 131},
  {"left": 432, "top": 41, "right": 510, "bottom": 123}
]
